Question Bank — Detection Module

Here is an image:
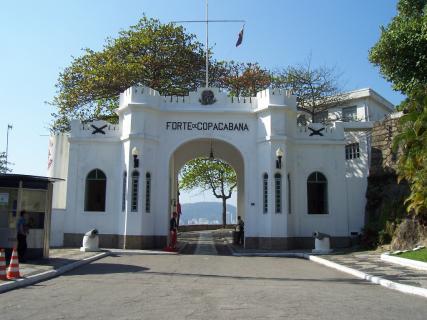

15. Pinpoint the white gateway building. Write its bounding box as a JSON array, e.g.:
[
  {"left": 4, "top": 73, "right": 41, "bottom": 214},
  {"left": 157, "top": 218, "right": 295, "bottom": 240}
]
[{"left": 48, "top": 86, "right": 394, "bottom": 249}]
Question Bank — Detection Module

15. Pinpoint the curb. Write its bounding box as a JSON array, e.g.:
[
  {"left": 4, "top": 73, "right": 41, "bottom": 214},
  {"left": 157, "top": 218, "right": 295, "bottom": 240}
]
[
  {"left": 109, "top": 249, "right": 179, "bottom": 255},
  {"left": 0, "top": 251, "right": 110, "bottom": 294},
  {"left": 228, "top": 244, "right": 427, "bottom": 299},
  {"left": 306, "top": 254, "right": 427, "bottom": 299},
  {"left": 232, "top": 251, "right": 305, "bottom": 258},
  {"left": 381, "top": 253, "right": 427, "bottom": 271}
]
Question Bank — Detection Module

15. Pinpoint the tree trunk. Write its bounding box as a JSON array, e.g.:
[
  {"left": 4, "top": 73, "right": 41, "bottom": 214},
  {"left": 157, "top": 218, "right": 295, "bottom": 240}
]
[{"left": 222, "top": 197, "right": 227, "bottom": 228}]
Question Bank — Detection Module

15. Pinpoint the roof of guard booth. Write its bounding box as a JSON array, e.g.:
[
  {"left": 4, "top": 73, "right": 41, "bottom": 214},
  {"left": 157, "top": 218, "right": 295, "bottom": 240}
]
[{"left": 0, "top": 174, "right": 64, "bottom": 189}]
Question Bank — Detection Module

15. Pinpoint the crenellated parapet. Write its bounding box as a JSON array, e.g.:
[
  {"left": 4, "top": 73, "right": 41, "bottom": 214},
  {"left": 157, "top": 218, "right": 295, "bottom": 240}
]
[
  {"left": 256, "top": 88, "right": 297, "bottom": 111},
  {"left": 118, "top": 86, "right": 292, "bottom": 112},
  {"left": 119, "top": 86, "right": 161, "bottom": 109},
  {"left": 69, "top": 119, "right": 120, "bottom": 139},
  {"left": 118, "top": 85, "right": 299, "bottom": 113}
]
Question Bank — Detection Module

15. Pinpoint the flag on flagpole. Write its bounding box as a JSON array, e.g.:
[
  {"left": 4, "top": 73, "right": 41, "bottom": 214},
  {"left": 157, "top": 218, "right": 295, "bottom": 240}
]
[{"left": 235, "top": 26, "right": 244, "bottom": 47}]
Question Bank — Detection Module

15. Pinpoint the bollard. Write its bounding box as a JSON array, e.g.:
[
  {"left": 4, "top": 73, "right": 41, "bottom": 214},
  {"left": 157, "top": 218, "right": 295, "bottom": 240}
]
[
  {"left": 312, "top": 231, "right": 333, "bottom": 254},
  {"left": 80, "top": 229, "right": 100, "bottom": 252}
]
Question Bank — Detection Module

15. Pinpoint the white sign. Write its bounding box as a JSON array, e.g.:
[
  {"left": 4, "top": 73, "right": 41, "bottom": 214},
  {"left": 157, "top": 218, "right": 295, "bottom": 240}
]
[{"left": 0, "top": 193, "right": 9, "bottom": 204}]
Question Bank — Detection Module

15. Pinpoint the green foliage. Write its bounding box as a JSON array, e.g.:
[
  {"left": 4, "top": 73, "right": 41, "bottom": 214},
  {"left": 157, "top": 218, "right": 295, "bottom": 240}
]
[
  {"left": 393, "top": 247, "right": 427, "bottom": 262},
  {"left": 179, "top": 158, "right": 237, "bottom": 195},
  {"left": 51, "top": 16, "right": 207, "bottom": 132},
  {"left": 179, "top": 158, "right": 237, "bottom": 227},
  {"left": 0, "top": 152, "right": 11, "bottom": 173},
  {"left": 393, "top": 88, "right": 427, "bottom": 219},
  {"left": 216, "top": 61, "right": 271, "bottom": 97},
  {"left": 369, "top": 0, "right": 427, "bottom": 95},
  {"left": 370, "top": 0, "right": 427, "bottom": 221},
  {"left": 51, "top": 12, "right": 345, "bottom": 132}
]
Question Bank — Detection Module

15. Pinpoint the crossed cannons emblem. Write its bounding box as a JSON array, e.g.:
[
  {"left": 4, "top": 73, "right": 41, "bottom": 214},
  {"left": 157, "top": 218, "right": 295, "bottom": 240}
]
[
  {"left": 308, "top": 127, "right": 325, "bottom": 136},
  {"left": 91, "top": 124, "right": 107, "bottom": 135}
]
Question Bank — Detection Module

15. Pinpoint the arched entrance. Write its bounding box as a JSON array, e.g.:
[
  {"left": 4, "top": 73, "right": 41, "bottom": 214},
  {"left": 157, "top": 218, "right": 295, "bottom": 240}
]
[{"left": 168, "top": 138, "right": 245, "bottom": 232}]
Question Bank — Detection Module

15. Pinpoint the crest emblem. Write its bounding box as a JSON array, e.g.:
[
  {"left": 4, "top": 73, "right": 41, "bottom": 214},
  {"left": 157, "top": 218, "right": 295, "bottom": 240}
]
[{"left": 199, "top": 90, "right": 216, "bottom": 105}]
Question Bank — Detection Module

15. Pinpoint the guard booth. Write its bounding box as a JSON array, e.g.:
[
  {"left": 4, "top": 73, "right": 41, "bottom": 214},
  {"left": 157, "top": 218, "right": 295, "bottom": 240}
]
[{"left": 0, "top": 174, "right": 61, "bottom": 260}]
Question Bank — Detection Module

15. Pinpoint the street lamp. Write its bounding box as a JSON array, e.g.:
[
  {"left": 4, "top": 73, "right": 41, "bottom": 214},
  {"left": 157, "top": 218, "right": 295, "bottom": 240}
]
[
  {"left": 132, "top": 147, "right": 140, "bottom": 168},
  {"left": 276, "top": 147, "right": 284, "bottom": 169},
  {"left": 209, "top": 140, "right": 214, "bottom": 161}
]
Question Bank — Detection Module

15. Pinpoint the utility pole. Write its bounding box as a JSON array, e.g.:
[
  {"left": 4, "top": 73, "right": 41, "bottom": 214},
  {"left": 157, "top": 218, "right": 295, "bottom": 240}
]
[{"left": 6, "top": 124, "right": 12, "bottom": 172}]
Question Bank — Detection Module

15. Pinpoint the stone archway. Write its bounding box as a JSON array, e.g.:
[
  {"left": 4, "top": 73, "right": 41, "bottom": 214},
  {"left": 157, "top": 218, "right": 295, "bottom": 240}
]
[{"left": 168, "top": 138, "right": 245, "bottom": 231}]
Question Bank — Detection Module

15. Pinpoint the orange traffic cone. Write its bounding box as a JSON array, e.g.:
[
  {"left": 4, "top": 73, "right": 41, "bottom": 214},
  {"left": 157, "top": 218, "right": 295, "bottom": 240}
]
[
  {"left": 0, "top": 249, "right": 7, "bottom": 280},
  {"left": 6, "top": 248, "right": 21, "bottom": 280}
]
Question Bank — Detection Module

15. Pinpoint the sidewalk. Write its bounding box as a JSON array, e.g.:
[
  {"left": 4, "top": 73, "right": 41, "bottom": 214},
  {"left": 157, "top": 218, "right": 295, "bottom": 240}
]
[
  {"left": 215, "top": 230, "right": 427, "bottom": 299},
  {"left": 0, "top": 245, "right": 182, "bottom": 294},
  {"left": 0, "top": 248, "right": 109, "bottom": 294},
  {"left": 240, "top": 248, "right": 427, "bottom": 298}
]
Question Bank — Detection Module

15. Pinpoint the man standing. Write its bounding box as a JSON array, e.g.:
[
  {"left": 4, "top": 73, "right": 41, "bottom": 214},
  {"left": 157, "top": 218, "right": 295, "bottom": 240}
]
[
  {"left": 236, "top": 216, "right": 244, "bottom": 246},
  {"left": 169, "top": 212, "right": 178, "bottom": 250},
  {"left": 16, "top": 210, "right": 29, "bottom": 262}
]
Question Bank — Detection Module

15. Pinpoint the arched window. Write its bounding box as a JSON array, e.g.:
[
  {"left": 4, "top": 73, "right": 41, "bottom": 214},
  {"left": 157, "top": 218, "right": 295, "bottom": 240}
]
[
  {"left": 307, "top": 172, "right": 328, "bottom": 214},
  {"left": 121, "top": 171, "right": 127, "bottom": 212},
  {"left": 84, "top": 169, "right": 106, "bottom": 212},
  {"left": 145, "top": 172, "right": 151, "bottom": 213},
  {"left": 275, "top": 173, "right": 282, "bottom": 213},
  {"left": 263, "top": 173, "right": 268, "bottom": 213},
  {"left": 131, "top": 171, "right": 139, "bottom": 212}
]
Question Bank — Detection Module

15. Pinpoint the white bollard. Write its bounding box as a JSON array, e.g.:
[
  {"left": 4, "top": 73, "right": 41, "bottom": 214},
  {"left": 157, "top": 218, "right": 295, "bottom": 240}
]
[
  {"left": 80, "top": 229, "right": 101, "bottom": 252},
  {"left": 312, "top": 232, "right": 333, "bottom": 254}
]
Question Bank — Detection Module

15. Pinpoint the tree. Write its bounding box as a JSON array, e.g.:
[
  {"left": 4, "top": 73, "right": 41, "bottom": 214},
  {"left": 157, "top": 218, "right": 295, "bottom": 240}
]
[
  {"left": 179, "top": 158, "right": 237, "bottom": 227},
  {"left": 370, "top": 0, "right": 427, "bottom": 219},
  {"left": 0, "top": 152, "right": 11, "bottom": 173},
  {"left": 50, "top": 16, "right": 208, "bottom": 132},
  {"left": 271, "top": 59, "right": 344, "bottom": 122},
  {"left": 216, "top": 61, "right": 271, "bottom": 97},
  {"left": 393, "top": 89, "right": 427, "bottom": 220},
  {"left": 369, "top": 0, "right": 427, "bottom": 95}
]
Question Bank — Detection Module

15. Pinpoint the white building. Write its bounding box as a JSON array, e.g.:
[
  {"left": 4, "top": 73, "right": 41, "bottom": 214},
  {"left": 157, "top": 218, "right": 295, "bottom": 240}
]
[{"left": 48, "top": 86, "right": 394, "bottom": 249}]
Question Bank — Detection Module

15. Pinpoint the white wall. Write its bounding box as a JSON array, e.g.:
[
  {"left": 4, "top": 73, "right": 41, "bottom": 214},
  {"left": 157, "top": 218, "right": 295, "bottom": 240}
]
[
  {"left": 291, "top": 142, "right": 348, "bottom": 237},
  {"left": 50, "top": 85, "right": 394, "bottom": 246}
]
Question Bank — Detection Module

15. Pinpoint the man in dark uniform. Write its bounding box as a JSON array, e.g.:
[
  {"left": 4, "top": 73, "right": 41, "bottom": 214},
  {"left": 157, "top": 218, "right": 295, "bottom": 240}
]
[
  {"left": 16, "top": 210, "right": 29, "bottom": 261},
  {"left": 236, "top": 216, "right": 244, "bottom": 246},
  {"left": 169, "top": 212, "right": 178, "bottom": 250}
]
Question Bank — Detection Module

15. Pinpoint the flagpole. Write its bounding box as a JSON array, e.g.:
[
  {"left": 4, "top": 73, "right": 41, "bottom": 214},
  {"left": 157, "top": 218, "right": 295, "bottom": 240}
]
[
  {"left": 6, "top": 124, "right": 12, "bottom": 172},
  {"left": 205, "top": 0, "right": 209, "bottom": 88},
  {"left": 170, "top": 0, "right": 246, "bottom": 89}
]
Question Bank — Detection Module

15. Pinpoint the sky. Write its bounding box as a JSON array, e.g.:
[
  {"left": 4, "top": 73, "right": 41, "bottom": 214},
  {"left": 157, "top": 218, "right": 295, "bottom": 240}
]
[{"left": 0, "top": 0, "right": 403, "bottom": 204}]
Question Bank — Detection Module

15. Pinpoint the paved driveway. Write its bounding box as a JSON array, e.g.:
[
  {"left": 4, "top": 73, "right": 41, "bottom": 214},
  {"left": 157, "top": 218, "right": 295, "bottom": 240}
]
[{"left": 1, "top": 232, "right": 427, "bottom": 319}]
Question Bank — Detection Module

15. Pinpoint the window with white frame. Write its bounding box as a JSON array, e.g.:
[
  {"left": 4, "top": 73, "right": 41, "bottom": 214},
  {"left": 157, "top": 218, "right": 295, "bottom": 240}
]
[
  {"left": 307, "top": 172, "right": 328, "bottom": 214},
  {"left": 342, "top": 106, "right": 358, "bottom": 122},
  {"left": 263, "top": 173, "right": 268, "bottom": 213},
  {"left": 274, "top": 173, "right": 282, "bottom": 213},
  {"left": 345, "top": 143, "right": 360, "bottom": 160},
  {"left": 84, "top": 169, "right": 107, "bottom": 212},
  {"left": 131, "top": 171, "right": 139, "bottom": 212},
  {"left": 145, "top": 172, "right": 151, "bottom": 213}
]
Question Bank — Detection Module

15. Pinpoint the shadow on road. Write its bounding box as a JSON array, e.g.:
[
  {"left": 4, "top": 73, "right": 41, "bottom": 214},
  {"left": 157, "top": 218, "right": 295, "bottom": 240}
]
[
  {"left": 134, "top": 270, "right": 371, "bottom": 285},
  {"left": 64, "top": 262, "right": 150, "bottom": 276}
]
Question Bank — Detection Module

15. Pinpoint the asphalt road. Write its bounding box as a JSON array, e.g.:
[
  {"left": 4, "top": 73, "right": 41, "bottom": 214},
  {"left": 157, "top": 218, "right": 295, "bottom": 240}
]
[{"left": 1, "top": 251, "right": 427, "bottom": 320}]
